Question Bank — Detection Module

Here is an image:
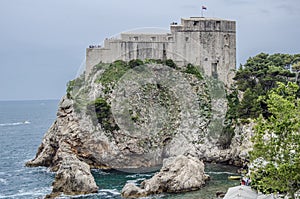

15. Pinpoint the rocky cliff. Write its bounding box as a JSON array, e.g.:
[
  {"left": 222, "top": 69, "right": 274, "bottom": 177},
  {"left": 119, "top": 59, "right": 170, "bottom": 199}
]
[{"left": 26, "top": 60, "right": 253, "bottom": 197}]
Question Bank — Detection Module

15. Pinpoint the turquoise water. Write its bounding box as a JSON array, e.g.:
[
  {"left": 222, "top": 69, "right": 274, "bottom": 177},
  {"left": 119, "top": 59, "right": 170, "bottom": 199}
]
[{"left": 0, "top": 100, "right": 239, "bottom": 199}]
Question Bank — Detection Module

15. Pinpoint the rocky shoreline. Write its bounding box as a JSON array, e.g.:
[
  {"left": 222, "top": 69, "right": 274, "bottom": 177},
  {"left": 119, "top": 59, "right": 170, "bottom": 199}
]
[
  {"left": 26, "top": 63, "right": 254, "bottom": 198},
  {"left": 26, "top": 96, "right": 252, "bottom": 198}
]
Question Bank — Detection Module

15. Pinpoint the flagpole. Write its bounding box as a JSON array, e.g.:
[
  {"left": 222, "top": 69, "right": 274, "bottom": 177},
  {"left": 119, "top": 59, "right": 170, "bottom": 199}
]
[{"left": 201, "top": 8, "right": 203, "bottom": 17}]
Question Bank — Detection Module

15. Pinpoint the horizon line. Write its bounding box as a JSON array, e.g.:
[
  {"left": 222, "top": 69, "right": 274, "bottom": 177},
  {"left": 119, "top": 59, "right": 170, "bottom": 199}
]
[{"left": 0, "top": 98, "right": 60, "bottom": 102}]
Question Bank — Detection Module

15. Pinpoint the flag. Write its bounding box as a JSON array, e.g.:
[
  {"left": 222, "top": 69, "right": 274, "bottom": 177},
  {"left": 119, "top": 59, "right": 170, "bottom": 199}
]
[{"left": 202, "top": 5, "right": 207, "bottom": 10}]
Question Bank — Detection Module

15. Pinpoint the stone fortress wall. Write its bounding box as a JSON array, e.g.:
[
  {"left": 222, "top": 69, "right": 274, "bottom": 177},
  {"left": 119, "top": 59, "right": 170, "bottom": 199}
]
[{"left": 86, "top": 17, "right": 236, "bottom": 85}]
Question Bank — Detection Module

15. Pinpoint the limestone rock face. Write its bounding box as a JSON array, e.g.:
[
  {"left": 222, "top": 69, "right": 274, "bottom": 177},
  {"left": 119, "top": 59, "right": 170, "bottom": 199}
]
[
  {"left": 196, "top": 121, "right": 254, "bottom": 166},
  {"left": 121, "top": 155, "right": 209, "bottom": 198},
  {"left": 26, "top": 63, "right": 254, "bottom": 197},
  {"left": 26, "top": 96, "right": 101, "bottom": 197},
  {"left": 143, "top": 155, "right": 208, "bottom": 193},
  {"left": 228, "top": 122, "right": 254, "bottom": 165},
  {"left": 47, "top": 153, "right": 98, "bottom": 198}
]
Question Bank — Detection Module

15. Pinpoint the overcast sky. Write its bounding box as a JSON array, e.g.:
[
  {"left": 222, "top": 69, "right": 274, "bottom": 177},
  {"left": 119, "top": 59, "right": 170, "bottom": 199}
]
[{"left": 0, "top": 0, "right": 299, "bottom": 100}]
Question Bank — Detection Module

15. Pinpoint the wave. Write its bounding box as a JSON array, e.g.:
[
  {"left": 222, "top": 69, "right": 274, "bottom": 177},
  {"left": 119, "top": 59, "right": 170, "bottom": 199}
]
[
  {"left": 0, "top": 187, "right": 51, "bottom": 199},
  {"left": 0, "top": 121, "right": 30, "bottom": 127},
  {"left": 99, "top": 189, "right": 121, "bottom": 195},
  {"left": 126, "top": 178, "right": 147, "bottom": 185},
  {"left": 58, "top": 189, "right": 120, "bottom": 198}
]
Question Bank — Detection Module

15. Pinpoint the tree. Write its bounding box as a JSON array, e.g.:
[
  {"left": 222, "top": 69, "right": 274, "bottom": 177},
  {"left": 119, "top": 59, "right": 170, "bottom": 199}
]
[
  {"left": 292, "top": 62, "right": 300, "bottom": 72},
  {"left": 233, "top": 53, "right": 296, "bottom": 120},
  {"left": 237, "top": 88, "right": 262, "bottom": 119},
  {"left": 250, "top": 82, "right": 300, "bottom": 199}
]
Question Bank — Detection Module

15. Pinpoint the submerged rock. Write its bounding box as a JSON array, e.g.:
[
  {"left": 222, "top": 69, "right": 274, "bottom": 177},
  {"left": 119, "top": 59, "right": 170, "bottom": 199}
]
[{"left": 121, "top": 155, "right": 209, "bottom": 198}]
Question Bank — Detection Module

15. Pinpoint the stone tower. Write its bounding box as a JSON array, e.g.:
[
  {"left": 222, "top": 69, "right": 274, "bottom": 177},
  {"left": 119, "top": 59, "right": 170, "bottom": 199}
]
[{"left": 86, "top": 17, "right": 236, "bottom": 85}]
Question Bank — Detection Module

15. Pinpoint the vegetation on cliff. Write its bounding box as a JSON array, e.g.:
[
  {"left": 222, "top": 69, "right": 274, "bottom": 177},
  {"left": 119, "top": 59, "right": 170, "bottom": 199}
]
[
  {"left": 94, "top": 59, "right": 178, "bottom": 94},
  {"left": 86, "top": 97, "right": 119, "bottom": 132},
  {"left": 95, "top": 60, "right": 131, "bottom": 94},
  {"left": 218, "top": 88, "right": 239, "bottom": 149},
  {"left": 65, "top": 59, "right": 213, "bottom": 151},
  {"left": 183, "top": 63, "right": 203, "bottom": 80},
  {"left": 66, "top": 73, "right": 85, "bottom": 99}
]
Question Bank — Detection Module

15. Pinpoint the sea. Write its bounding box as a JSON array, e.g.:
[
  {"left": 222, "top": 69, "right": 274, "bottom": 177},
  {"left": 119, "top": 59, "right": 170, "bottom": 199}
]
[{"left": 0, "top": 100, "right": 239, "bottom": 199}]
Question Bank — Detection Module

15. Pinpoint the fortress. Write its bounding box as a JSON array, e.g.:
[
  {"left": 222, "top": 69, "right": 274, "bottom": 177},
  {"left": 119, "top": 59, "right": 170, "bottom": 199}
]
[{"left": 86, "top": 17, "right": 236, "bottom": 85}]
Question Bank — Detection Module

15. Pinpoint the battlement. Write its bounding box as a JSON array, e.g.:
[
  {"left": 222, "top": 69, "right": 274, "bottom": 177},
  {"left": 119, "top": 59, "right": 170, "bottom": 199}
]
[
  {"left": 170, "top": 17, "right": 236, "bottom": 33},
  {"left": 86, "top": 16, "right": 236, "bottom": 85}
]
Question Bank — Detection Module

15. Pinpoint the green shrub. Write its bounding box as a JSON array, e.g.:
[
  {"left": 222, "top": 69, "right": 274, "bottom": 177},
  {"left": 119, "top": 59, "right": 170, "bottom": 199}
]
[
  {"left": 96, "top": 60, "right": 130, "bottom": 90},
  {"left": 164, "top": 59, "right": 177, "bottom": 69},
  {"left": 86, "top": 98, "right": 119, "bottom": 131},
  {"left": 66, "top": 73, "right": 85, "bottom": 99},
  {"left": 128, "top": 59, "right": 144, "bottom": 68},
  {"left": 154, "top": 59, "right": 162, "bottom": 64},
  {"left": 183, "top": 63, "right": 203, "bottom": 80}
]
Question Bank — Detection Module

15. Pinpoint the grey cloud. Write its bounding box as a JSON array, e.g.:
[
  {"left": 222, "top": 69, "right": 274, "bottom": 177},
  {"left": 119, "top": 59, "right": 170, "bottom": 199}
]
[
  {"left": 0, "top": 0, "right": 300, "bottom": 100},
  {"left": 276, "top": 4, "right": 298, "bottom": 15}
]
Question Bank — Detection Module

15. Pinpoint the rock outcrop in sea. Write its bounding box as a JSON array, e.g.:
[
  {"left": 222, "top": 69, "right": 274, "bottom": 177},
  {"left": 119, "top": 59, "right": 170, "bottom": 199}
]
[
  {"left": 121, "top": 155, "right": 209, "bottom": 198},
  {"left": 46, "top": 151, "right": 98, "bottom": 198},
  {"left": 26, "top": 61, "right": 253, "bottom": 198}
]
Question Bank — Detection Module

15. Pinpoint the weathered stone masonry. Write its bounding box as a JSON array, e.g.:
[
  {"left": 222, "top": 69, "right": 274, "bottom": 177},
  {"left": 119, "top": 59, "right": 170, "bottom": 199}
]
[{"left": 86, "top": 17, "right": 236, "bottom": 85}]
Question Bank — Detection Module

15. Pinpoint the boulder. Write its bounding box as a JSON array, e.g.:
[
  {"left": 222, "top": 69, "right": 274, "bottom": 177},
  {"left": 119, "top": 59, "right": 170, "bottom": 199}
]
[
  {"left": 121, "top": 155, "right": 209, "bottom": 198},
  {"left": 121, "top": 183, "right": 147, "bottom": 199},
  {"left": 46, "top": 153, "right": 98, "bottom": 198}
]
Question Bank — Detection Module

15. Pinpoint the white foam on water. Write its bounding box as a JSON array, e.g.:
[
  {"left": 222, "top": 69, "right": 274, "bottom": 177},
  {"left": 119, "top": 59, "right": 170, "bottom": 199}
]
[
  {"left": 58, "top": 193, "right": 98, "bottom": 198},
  {"left": 0, "top": 178, "right": 8, "bottom": 185},
  {"left": 91, "top": 169, "right": 110, "bottom": 175},
  {"left": 0, "top": 121, "right": 31, "bottom": 127},
  {"left": 0, "top": 186, "right": 51, "bottom": 199},
  {"left": 99, "top": 189, "right": 121, "bottom": 196},
  {"left": 126, "top": 173, "right": 153, "bottom": 178},
  {"left": 13, "top": 168, "right": 26, "bottom": 173},
  {"left": 126, "top": 178, "right": 146, "bottom": 185}
]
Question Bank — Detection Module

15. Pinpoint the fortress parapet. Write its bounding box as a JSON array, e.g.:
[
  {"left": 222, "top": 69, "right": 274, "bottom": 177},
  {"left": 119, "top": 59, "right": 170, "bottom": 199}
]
[
  {"left": 171, "top": 17, "right": 235, "bottom": 33},
  {"left": 86, "top": 17, "right": 236, "bottom": 85}
]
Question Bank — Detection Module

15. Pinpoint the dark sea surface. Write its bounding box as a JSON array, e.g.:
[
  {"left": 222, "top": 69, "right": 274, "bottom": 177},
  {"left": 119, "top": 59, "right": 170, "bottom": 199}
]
[{"left": 0, "top": 100, "right": 239, "bottom": 199}]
